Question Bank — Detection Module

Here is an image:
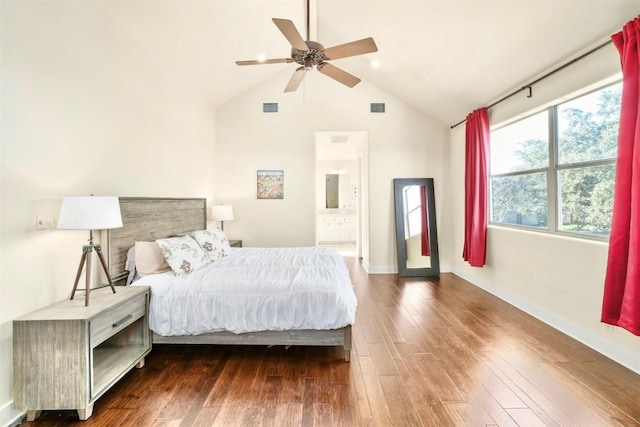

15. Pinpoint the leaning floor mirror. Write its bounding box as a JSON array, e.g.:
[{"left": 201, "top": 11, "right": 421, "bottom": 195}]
[{"left": 393, "top": 178, "right": 440, "bottom": 277}]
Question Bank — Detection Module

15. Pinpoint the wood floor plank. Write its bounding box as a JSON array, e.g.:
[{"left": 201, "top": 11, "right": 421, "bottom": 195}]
[
  {"left": 414, "top": 402, "right": 456, "bottom": 427},
  {"left": 274, "top": 403, "right": 303, "bottom": 426},
  {"left": 18, "top": 258, "right": 640, "bottom": 427},
  {"left": 326, "top": 385, "right": 359, "bottom": 426},
  {"left": 239, "top": 407, "right": 264, "bottom": 427},
  {"left": 367, "top": 342, "right": 399, "bottom": 376},
  {"left": 210, "top": 405, "right": 251, "bottom": 427},
  {"left": 468, "top": 390, "right": 519, "bottom": 427},
  {"left": 189, "top": 406, "right": 221, "bottom": 427},
  {"left": 351, "top": 321, "right": 371, "bottom": 357},
  {"left": 507, "top": 408, "right": 550, "bottom": 426},
  {"left": 378, "top": 375, "right": 423, "bottom": 426},
  {"left": 159, "top": 354, "right": 223, "bottom": 421},
  {"left": 414, "top": 353, "right": 466, "bottom": 404},
  {"left": 557, "top": 361, "right": 640, "bottom": 422},
  {"left": 357, "top": 356, "right": 394, "bottom": 426},
  {"left": 490, "top": 343, "right": 627, "bottom": 426},
  {"left": 482, "top": 351, "right": 563, "bottom": 427},
  {"left": 478, "top": 367, "right": 528, "bottom": 410},
  {"left": 312, "top": 403, "right": 332, "bottom": 427},
  {"left": 151, "top": 420, "right": 182, "bottom": 427},
  {"left": 347, "top": 349, "right": 374, "bottom": 421},
  {"left": 444, "top": 401, "right": 488, "bottom": 426}
]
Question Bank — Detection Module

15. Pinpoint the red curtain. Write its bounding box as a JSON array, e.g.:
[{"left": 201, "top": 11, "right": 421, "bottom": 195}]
[
  {"left": 601, "top": 18, "right": 640, "bottom": 336},
  {"left": 420, "top": 185, "right": 430, "bottom": 256},
  {"left": 463, "top": 108, "right": 490, "bottom": 267}
]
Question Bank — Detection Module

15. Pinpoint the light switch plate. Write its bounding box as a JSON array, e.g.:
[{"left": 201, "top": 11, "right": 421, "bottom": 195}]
[{"left": 36, "top": 215, "right": 47, "bottom": 231}]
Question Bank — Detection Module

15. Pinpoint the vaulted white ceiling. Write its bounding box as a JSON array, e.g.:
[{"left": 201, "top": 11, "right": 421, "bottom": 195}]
[{"left": 35, "top": 1, "right": 640, "bottom": 126}]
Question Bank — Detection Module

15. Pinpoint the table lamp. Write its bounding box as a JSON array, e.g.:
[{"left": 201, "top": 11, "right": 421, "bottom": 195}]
[
  {"left": 57, "top": 195, "right": 123, "bottom": 306},
  {"left": 211, "top": 204, "right": 234, "bottom": 231}
]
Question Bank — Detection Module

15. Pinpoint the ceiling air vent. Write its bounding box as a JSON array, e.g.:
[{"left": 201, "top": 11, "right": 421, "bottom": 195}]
[
  {"left": 370, "top": 103, "right": 386, "bottom": 113},
  {"left": 331, "top": 135, "right": 349, "bottom": 143},
  {"left": 262, "top": 102, "right": 278, "bottom": 113}
]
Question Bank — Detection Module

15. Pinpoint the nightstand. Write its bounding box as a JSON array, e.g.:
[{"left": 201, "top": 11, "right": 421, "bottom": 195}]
[
  {"left": 229, "top": 239, "right": 242, "bottom": 247},
  {"left": 13, "top": 286, "right": 151, "bottom": 421}
]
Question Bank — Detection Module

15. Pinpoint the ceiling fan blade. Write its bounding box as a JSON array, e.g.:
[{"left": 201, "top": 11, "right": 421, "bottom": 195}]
[
  {"left": 235, "top": 58, "right": 292, "bottom": 66},
  {"left": 272, "top": 18, "right": 308, "bottom": 51},
  {"left": 322, "top": 37, "right": 378, "bottom": 60},
  {"left": 284, "top": 67, "right": 308, "bottom": 92},
  {"left": 317, "top": 63, "right": 361, "bottom": 88}
]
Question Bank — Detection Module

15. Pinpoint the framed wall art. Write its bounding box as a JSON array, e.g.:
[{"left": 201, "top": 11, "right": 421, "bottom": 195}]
[{"left": 257, "top": 170, "right": 284, "bottom": 199}]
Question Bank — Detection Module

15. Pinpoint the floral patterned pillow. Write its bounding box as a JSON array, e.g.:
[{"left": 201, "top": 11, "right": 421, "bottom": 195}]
[
  {"left": 155, "top": 235, "right": 210, "bottom": 276},
  {"left": 192, "top": 228, "right": 231, "bottom": 262}
]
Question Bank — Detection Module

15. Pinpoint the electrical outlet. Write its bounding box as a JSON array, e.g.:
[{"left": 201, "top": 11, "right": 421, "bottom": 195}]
[{"left": 36, "top": 215, "right": 47, "bottom": 231}]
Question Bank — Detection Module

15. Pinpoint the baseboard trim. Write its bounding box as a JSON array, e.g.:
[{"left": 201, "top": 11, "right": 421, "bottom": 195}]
[
  {"left": 366, "top": 265, "right": 397, "bottom": 274},
  {"left": 0, "top": 400, "right": 24, "bottom": 427},
  {"left": 366, "top": 264, "right": 452, "bottom": 275},
  {"left": 453, "top": 269, "right": 640, "bottom": 375}
]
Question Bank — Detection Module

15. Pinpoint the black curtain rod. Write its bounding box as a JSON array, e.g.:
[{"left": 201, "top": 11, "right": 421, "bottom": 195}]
[{"left": 450, "top": 39, "right": 615, "bottom": 129}]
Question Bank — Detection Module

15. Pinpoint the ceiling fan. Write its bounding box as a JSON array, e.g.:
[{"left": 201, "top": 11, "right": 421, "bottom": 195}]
[{"left": 235, "top": 3, "right": 378, "bottom": 92}]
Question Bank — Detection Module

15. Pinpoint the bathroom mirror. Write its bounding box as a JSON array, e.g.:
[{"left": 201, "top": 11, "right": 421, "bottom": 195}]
[
  {"left": 393, "top": 178, "right": 439, "bottom": 277},
  {"left": 326, "top": 174, "right": 339, "bottom": 208},
  {"left": 325, "top": 173, "right": 352, "bottom": 209}
]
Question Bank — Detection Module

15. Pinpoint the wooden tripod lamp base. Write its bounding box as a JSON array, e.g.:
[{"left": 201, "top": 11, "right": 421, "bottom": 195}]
[{"left": 69, "top": 244, "right": 116, "bottom": 306}]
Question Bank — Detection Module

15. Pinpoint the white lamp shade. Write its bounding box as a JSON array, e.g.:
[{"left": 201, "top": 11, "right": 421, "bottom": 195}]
[
  {"left": 211, "top": 205, "right": 234, "bottom": 222},
  {"left": 57, "top": 196, "right": 123, "bottom": 230}
]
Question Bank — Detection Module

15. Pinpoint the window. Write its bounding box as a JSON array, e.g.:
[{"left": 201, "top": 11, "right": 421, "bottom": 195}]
[
  {"left": 403, "top": 185, "right": 422, "bottom": 239},
  {"left": 489, "top": 81, "right": 621, "bottom": 238}
]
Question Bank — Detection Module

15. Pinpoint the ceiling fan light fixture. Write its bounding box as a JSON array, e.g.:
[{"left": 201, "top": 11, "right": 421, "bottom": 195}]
[
  {"left": 371, "top": 59, "right": 381, "bottom": 69},
  {"left": 304, "top": 57, "right": 314, "bottom": 71},
  {"left": 235, "top": 1, "right": 378, "bottom": 92}
]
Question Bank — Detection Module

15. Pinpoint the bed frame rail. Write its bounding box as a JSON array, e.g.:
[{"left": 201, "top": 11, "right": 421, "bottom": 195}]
[{"left": 153, "top": 325, "right": 352, "bottom": 361}]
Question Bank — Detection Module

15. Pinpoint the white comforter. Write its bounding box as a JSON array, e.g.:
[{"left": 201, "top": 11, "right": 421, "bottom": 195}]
[{"left": 132, "top": 247, "right": 356, "bottom": 336}]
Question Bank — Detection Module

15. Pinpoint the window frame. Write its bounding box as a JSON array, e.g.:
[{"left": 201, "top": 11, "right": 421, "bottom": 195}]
[{"left": 488, "top": 80, "right": 621, "bottom": 242}]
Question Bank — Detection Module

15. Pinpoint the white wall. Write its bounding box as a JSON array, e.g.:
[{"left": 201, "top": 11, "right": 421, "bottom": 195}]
[
  {"left": 449, "top": 42, "right": 640, "bottom": 373},
  {"left": 0, "top": 4, "right": 217, "bottom": 425},
  {"left": 214, "top": 70, "right": 450, "bottom": 273}
]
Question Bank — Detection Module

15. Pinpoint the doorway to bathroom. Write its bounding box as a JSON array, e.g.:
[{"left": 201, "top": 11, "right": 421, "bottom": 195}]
[{"left": 315, "top": 131, "right": 369, "bottom": 263}]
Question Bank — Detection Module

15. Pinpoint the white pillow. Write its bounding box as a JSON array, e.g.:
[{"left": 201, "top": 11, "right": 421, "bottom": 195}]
[
  {"left": 192, "top": 228, "right": 231, "bottom": 262},
  {"left": 155, "top": 235, "right": 210, "bottom": 276}
]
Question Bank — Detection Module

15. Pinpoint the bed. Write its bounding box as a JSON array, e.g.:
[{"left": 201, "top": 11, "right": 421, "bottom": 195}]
[{"left": 107, "top": 197, "right": 355, "bottom": 361}]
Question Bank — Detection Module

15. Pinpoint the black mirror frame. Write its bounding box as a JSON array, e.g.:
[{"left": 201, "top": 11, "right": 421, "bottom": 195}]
[{"left": 393, "top": 178, "right": 440, "bottom": 277}]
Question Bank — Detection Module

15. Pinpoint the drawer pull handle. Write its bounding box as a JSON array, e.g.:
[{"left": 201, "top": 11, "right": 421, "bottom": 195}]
[{"left": 112, "top": 314, "right": 133, "bottom": 328}]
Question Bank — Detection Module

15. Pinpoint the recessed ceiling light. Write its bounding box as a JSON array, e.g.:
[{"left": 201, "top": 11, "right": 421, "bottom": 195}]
[
  {"left": 257, "top": 53, "right": 267, "bottom": 62},
  {"left": 371, "top": 59, "right": 381, "bottom": 69}
]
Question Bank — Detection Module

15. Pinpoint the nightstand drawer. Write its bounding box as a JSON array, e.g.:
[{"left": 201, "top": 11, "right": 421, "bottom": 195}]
[{"left": 90, "top": 294, "right": 146, "bottom": 347}]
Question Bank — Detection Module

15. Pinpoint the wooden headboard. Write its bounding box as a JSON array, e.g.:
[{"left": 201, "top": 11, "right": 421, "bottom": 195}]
[{"left": 107, "top": 197, "right": 207, "bottom": 284}]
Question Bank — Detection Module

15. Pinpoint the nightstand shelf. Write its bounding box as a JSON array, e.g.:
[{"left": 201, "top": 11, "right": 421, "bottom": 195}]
[
  {"left": 92, "top": 326, "right": 148, "bottom": 393},
  {"left": 229, "top": 239, "right": 242, "bottom": 247},
  {"left": 13, "top": 286, "right": 151, "bottom": 421}
]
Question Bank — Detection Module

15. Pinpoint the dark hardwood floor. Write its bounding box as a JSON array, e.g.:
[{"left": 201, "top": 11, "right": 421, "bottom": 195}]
[{"left": 19, "top": 256, "right": 640, "bottom": 426}]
